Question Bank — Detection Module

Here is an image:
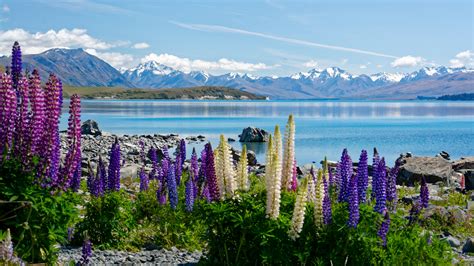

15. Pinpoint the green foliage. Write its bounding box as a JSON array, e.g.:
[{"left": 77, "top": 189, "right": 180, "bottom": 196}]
[
  {"left": 131, "top": 179, "right": 206, "bottom": 251},
  {"left": 0, "top": 157, "right": 79, "bottom": 263},
  {"left": 74, "top": 191, "right": 135, "bottom": 249}
]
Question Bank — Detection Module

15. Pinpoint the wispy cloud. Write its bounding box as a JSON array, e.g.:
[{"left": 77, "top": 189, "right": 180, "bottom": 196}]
[
  {"left": 33, "top": 0, "right": 133, "bottom": 15},
  {"left": 170, "top": 21, "right": 398, "bottom": 59},
  {"left": 132, "top": 42, "right": 150, "bottom": 49},
  {"left": 2, "top": 4, "right": 10, "bottom": 12}
]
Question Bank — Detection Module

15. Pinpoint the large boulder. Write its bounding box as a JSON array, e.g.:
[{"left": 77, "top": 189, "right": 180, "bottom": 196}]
[
  {"left": 81, "top": 119, "right": 102, "bottom": 136},
  {"left": 239, "top": 127, "right": 269, "bottom": 142},
  {"left": 398, "top": 156, "right": 452, "bottom": 185},
  {"left": 452, "top": 157, "right": 474, "bottom": 171},
  {"left": 459, "top": 169, "right": 474, "bottom": 191}
]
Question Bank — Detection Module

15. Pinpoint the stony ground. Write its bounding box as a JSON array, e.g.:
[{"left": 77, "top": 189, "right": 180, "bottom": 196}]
[{"left": 58, "top": 246, "right": 203, "bottom": 265}]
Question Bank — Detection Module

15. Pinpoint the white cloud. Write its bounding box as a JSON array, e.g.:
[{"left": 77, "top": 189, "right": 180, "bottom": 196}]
[
  {"left": 141, "top": 53, "right": 273, "bottom": 73},
  {"left": 359, "top": 64, "right": 367, "bottom": 69},
  {"left": 85, "top": 48, "right": 135, "bottom": 69},
  {"left": 449, "top": 50, "right": 473, "bottom": 68},
  {"left": 0, "top": 28, "right": 124, "bottom": 55},
  {"left": 390, "top": 55, "right": 425, "bottom": 68},
  {"left": 132, "top": 42, "right": 150, "bottom": 49},
  {"left": 2, "top": 4, "right": 9, "bottom": 12},
  {"left": 303, "top": 60, "right": 318, "bottom": 68}
]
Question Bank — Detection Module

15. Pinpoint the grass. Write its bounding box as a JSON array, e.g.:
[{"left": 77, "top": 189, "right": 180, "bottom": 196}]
[{"left": 63, "top": 85, "right": 266, "bottom": 100}]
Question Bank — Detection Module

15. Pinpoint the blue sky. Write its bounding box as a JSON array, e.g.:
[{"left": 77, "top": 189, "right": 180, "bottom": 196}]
[{"left": 0, "top": 0, "right": 472, "bottom": 76}]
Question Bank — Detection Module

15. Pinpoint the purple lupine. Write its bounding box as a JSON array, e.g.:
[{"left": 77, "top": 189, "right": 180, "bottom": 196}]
[
  {"left": 41, "top": 74, "right": 62, "bottom": 186},
  {"left": 371, "top": 148, "right": 380, "bottom": 200},
  {"left": 185, "top": 176, "right": 195, "bottom": 212},
  {"left": 190, "top": 148, "right": 199, "bottom": 198},
  {"left": 157, "top": 156, "right": 170, "bottom": 205},
  {"left": 28, "top": 70, "right": 45, "bottom": 157},
  {"left": 347, "top": 173, "right": 359, "bottom": 227},
  {"left": 179, "top": 138, "right": 186, "bottom": 166},
  {"left": 70, "top": 150, "right": 82, "bottom": 192},
  {"left": 11, "top": 41, "right": 22, "bottom": 90},
  {"left": 175, "top": 153, "right": 182, "bottom": 185},
  {"left": 0, "top": 74, "right": 16, "bottom": 153},
  {"left": 377, "top": 210, "right": 390, "bottom": 247},
  {"left": 80, "top": 239, "right": 92, "bottom": 265},
  {"left": 167, "top": 164, "right": 178, "bottom": 209},
  {"left": 356, "top": 150, "right": 369, "bottom": 204},
  {"left": 149, "top": 147, "right": 158, "bottom": 180},
  {"left": 386, "top": 159, "right": 400, "bottom": 208},
  {"left": 197, "top": 147, "right": 207, "bottom": 197},
  {"left": 107, "top": 138, "right": 121, "bottom": 191},
  {"left": 408, "top": 201, "right": 422, "bottom": 224},
  {"left": 14, "top": 77, "right": 30, "bottom": 161},
  {"left": 61, "top": 94, "right": 81, "bottom": 190},
  {"left": 202, "top": 183, "right": 211, "bottom": 202},
  {"left": 374, "top": 157, "right": 387, "bottom": 214},
  {"left": 420, "top": 176, "right": 429, "bottom": 208},
  {"left": 67, "top": 227, "right": 74, "bottom": 243},
  {"left": 322, "top": 175, "right": 332, "bottom": 225},
  {"left": 290, "top": 159, "right": 298, "bottom": 192},
  {"left": 204, "top": 143, "right": 220, "bottom": 201},
  {"left": 337, "top": 149, "right": 353, "bottom": 203},
  {"left": 139, "top": 167, "right": 149, "bottom": 192},
  {"left": 98, "top": 156, "right": 107, "bottom": 193}
]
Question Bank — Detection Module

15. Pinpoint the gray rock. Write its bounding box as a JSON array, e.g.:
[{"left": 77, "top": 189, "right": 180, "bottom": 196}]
[
  {"left": 423, "top": 205, "right": 449, "bottom": 221},
  {"left": 446, "top": 235, "right": 461, "bottom": 248},
  {"left": 437, "top": 151, "right": 450, "bottom": 160},
  {"left": 459, "top": 169, "right": 474, "bottom": 191},
  {"left": 463, "top": 238, "right": 474, "bottom": 254},
  {"left": 230, "top": 147, "right": 258, "bottom": 166},
  {"left": 239, "top": 127, "right": 269, "bottom": 142},
  {"left": 81, "top": 119, "right": 102, "bottom": 136},
  {"left": 227, "top": 137, "right": 236, "bottom": 142},
  {"left": 447, "top": 206, "right": 467, "bottom": 224},
  {"left": 452, "top": 157, "right": 474, "bottom": 171},
  {"left": 398, "top": 155, "right": 453, "bottom": 185}
]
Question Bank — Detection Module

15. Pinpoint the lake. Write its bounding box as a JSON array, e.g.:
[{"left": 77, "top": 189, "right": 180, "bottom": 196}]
[{"left": 60, "top": 100, "right": 474, "bottom": 166}]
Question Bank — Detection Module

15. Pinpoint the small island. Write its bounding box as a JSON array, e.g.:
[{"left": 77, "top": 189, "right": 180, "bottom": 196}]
[{"left": 63, "top": 85, "right": 267, "bottom": 100}]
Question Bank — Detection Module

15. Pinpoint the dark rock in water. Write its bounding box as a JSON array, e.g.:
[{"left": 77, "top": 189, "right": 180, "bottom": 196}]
[
  {"left": 452, "top": 157, "right": 474, "bottom": 171},
  {"left": 239, "top": 127, "right": 269, "bottom": 142},
  {"left": 437, "top": 151, "right": 450, "bottom": 160},
  {"left": 230, "top": 147, "right": 258, "bottom": 166},
  {"left": 458, "top": 169, "right": 474, "bottom": 191},
  {"left": 463, "top": 238, "right": 474, "bottom": 254},
  {"left": 227, "top": 137, "right": 236, "bottom": 142},
  {"left": 81, "top": 119, "right": 101, "bottom": 136},
  {"left": 398, "top": 155, "right": 452, "bottom": 185}
]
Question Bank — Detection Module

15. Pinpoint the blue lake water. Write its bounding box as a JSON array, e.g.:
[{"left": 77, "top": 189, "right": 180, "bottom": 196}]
[{"left": 60, "top": 100, "right": 474, "bottom": 166}]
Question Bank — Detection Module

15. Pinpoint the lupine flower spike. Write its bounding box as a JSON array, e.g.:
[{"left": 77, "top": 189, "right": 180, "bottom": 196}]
[
  {"left": 282, "top": 114, "right": 295, "bottom": 190},
  {"left": 185, "top": 175, "right": 195, "bottom": 212},
  {"left": 236, "top": 144, "right": 249, "bottom": 191},
  {"left": 357, "top": 150, "right": 369, "bottom": 204},
  {"left": 314, "top": 169, "right": 325, "bottom": 227},
  {"left": 80, "top": 238, "right": 92, "bottom": 265},
  {"left": 374, "top": 157, "right": 387, "bottom": 214},
  {"left": 347, "top": 173, "right": 359, "bottom": 228},
  {"left": 107, "top": 137, "right": 121, "bottom": 191},
  {"left": 420, "top": 176, "right": 429, "bottom": 208},
  {"left": 288, "top": 176, "right": 308, "bottom": 240},
  {"left": 378, "top": 210, "right": 391, "bottom": 247},
  {"left": 204, "top": 143, "right": 220, "bottom": 201},
  {"left": 215, "top": 135, "right": 236, "bottom": 199}
]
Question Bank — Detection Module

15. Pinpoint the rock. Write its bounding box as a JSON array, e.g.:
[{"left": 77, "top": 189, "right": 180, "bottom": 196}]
[
  {"left": 452, "top": 157, "right": 474, "bottom": 171},
  {"left": 227, "top": 137, "right": 236, "bottom": 142},
  {"left": 239, "top": 127, "right": 269, "bottom": 142},
  {"left": 398, "top": 156, "right": 453, "bottom": 185},
  {"left": 447, "top": 206, "right": 467, "bottom": 224},
  {"left": 81, "top": 120, "right": 102, "bottom": 136},
  {"left": 437, "top": 151, "right": 450, "bottom": 160},
  {"left": 121, "top": 164, "right": 139, "bottom": 178},
  {"left": 446, "top": 235, "right": 461, "bottom": 248},
  {"left": 422, "top": 205, "right": 449, "bottom": 221},
  {"left": 230, "top": 147, "right": 258, "bottom": 166},
  {"left": 459, "top": 169, "right": 474, "bottom": 191},
  {"left": 463, "top": 238, "right": 474, "bottom": 254}
]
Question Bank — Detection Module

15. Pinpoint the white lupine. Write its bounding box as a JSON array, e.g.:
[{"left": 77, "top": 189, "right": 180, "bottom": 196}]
[
  {"left": 288, "top": 177, "right": 308, "bottom": 240},
  {"left": 314, "top": 169, "right": 325, "bottom": 227},
  {"left": 215, "top": 134, "right": 236, "bottom": 199},
  {"left": 265, "top": 126, "right": 283, "bottom": 219},
  {"left": 236, "top": 144, "right": 249, "bottom": 191},
  {"left": 307, "top": 173, "right": 316, "bottom": 203},
  {"left": 282, "top": 114, "right": 295, "bottom": 190},
  {"left": 265, "top": 135, "right": 275, "bottom": 218}
]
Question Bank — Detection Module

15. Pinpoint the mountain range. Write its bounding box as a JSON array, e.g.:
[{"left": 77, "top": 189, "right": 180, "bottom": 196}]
[{"left": 1, "top": 48, "right": 473, "bottom": 99}]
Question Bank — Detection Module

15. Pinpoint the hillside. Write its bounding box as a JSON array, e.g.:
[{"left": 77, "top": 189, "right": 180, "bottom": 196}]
[{"left": 63, "top": 85, "right": 266, "bottom": 100}]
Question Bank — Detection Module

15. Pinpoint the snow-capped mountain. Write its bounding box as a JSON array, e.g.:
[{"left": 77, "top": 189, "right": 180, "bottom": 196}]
[{"left": 121, "top": 61, "right": 472, "bottom": 99}]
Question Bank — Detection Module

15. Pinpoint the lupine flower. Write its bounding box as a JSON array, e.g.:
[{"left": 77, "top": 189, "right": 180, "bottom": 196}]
[
  {"left": 202, "top": 183, "right": 211, "bottom": 203},
  {"left": 377, "top": 210, "right": 390, "bottom": 247},
  {"left": 107, "top": 137, "right": 121, "bottom": 191},
  {"left": 322, "top": 175, "right": 332, "bottom": 225},
  {"left": 67, "top": 227, "right": 74, "bottom": 243},
  {"left": 87, "top": 161, "right": 100, "bottom": 197},
  {"left": 288, "top": 176, "right": 308, "bottom": 240},
  {"left": 70, "top": 150, "right": 82, "bottom": 192},
  {"left": 179, "top": 138, "right": 186, "bottom": 165},
  {"left": 149, "top": 147, "right": 158, "bottom": 180},
  {"left": 420, "top": 176, "right": 429, "bottom": 208},
  {"left": 185, "top": 176, "right": 195, "bottom": 212},
  {"left": 190, "top": 147, "right": 199, "bottom": 197},
  {"left": 236, "top": 144, "right": 249, "bottom": 191},
  {"left": 282, "top": 114, "right": 295, "bottom": 190},
  {"left": 28, "top": 70, "right": 45, "bottom": 157},
  {"left": 60, "top": 94, "right": 81, "bottom": 190},
  {"left": 290, "top": 159, "right": 298, "bottom": 192},
  {"left": 328, "top": 166, "right": 334, "bottom": 187},
  {"left": 214, "top": 135, "right": 236, "bottom": 199},
  {"left": 357, "top": 150, "right": 369, "bottom": 204},
  {"left": 0, "top": 74, "right": 16, "bottom": 153},
  {"left": 139, "top": 167, "right": 149, "bottom": 192},
  {"left": 11, "top": 41, "right": 22, "bottom": 90},
  {"left": 307, "top": 167, "right": 316, "bottom": 203},
  {"left": 371, "top": 148, "right": 380, "bottom": 200},
  {"left": 386, "top": 158, "right": 400, "bottom": 209},
  {"left": 347, "top": 173, "right": 360, "bottom": 228},
  {"left": 204, "top": 143, "right": 220, "bottom": 201},
  {"left": 167, "top": 164, "right": 178, "bottom": 209},
  {"left": 374, "top": 158, "right": 387, "bottom": 214},
  {"left": 265, "top": 126, "right": 283, "bottom": 219},
  {"left": 198, "top": 148, "right": 207, "bottom": 197},
  {"left": 80, "top": 238, "right": 92, "bottom": 265},
  {"left": 0, "top": 228, "right": 13, "bottom": 260},
  {"left": 175, "top": 153, "right": 182, "bottom": 186},
  {"left": 337, "top": 148, "right": 353, "bottom": 203},
  {"left": 14, "top": 77, "right": 29, "bottom": 161},
  {"left": 408, "top": 201, "right": 422, "bottom": 224},
  {"left": 314, "top": 169, "right": 325, "bottom": 227},
  {"left": 158, "top": 156, "right": 170, "bottom": 205}
]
